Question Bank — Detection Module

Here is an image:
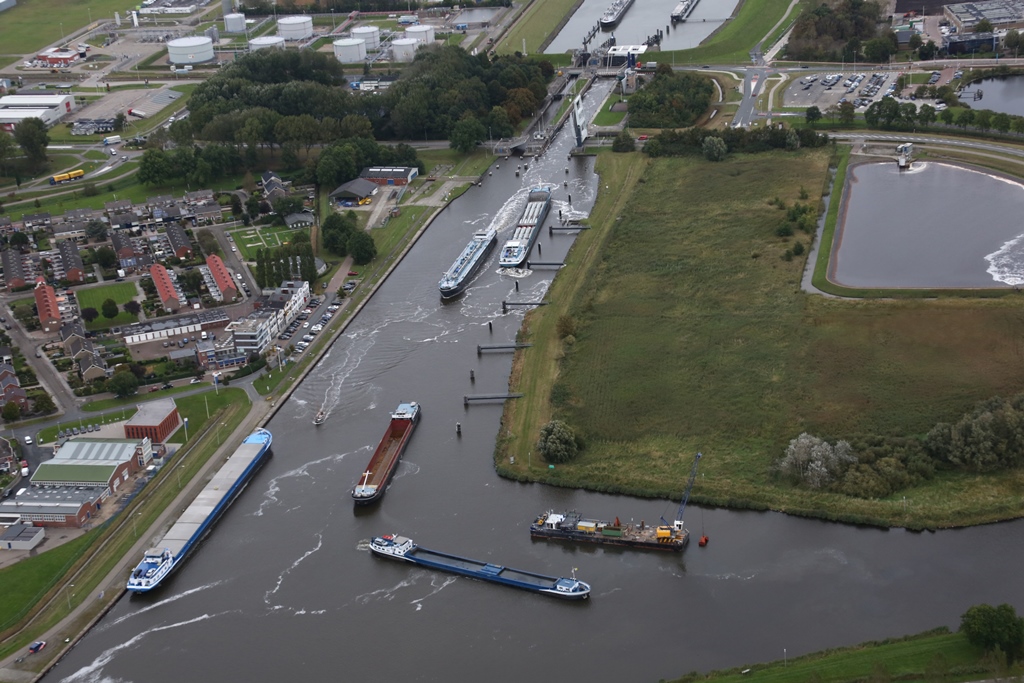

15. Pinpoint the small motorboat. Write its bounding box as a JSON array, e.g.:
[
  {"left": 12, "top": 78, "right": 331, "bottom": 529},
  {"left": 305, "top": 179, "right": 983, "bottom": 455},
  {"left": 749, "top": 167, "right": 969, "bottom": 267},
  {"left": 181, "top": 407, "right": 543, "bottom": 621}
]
[
  {"left": 313, "top": 410, "right": 326, "bottom": 426},
  {"left": 28, "top": 641, "right": 46, "bottom": 654}
]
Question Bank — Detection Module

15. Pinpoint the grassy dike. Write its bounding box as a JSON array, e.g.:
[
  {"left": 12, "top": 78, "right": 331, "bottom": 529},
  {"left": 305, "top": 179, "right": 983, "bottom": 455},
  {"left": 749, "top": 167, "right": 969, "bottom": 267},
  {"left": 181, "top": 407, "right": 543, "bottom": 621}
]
[
  {"left": 670, "top": 628, "right": 996, "bottom": 683},
  {"left": 0, "top": 390, "right": 249, "bottom": 663},
  {"left": 496, "top": 147, "right": 1024, "bottom": 530}
]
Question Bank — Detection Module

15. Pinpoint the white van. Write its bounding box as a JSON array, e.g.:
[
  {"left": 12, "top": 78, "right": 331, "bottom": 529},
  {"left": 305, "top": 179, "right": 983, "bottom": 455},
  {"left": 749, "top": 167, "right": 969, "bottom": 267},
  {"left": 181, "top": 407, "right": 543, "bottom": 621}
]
[{"left": 201, "top": 331, "right": 208, "bottom": 340}]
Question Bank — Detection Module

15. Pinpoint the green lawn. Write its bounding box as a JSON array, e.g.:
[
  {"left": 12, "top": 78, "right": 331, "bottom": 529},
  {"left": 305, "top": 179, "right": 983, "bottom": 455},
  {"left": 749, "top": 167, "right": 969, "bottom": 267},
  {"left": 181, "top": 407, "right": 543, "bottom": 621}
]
[
  {"left": 593, "top": 94, "right": 628, "bottom": 126},
  {"left": 497, "top": 0, "right": 578, "bottom": 55},
  {"left": 75, "top": 282, "right": 139, "bottom": 330},
  {"left": 417, "top": 148, "right": 497, "bottom": 178},
  {"left": 81, "top": 384, "right": 205, "bottom": 412},
  {"left": 499, "top": 148, "right": 1024, "bottom": 529},
  {"left": 666, "top": 0, "right": 796, "bottom": 64},
  {"left": 0, "top": 532, "right": 98, "bottom": 632},
  {"left": 0, "top": 0, "right": 132, "bottom": 55},
  {"left": 228, "top": 225, "right": 309, "bottom": 261},
  {"left": 678, "top": 629, "right": 984, "bottom": 683},
  {"left": 167, "top": 388, "right": 250, "bottom": 444}
]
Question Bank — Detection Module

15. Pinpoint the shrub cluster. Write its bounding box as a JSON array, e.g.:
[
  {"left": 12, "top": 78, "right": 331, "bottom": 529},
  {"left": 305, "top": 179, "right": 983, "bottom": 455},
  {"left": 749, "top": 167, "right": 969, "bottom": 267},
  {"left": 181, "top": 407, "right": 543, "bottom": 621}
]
[{"left": 644, "top": 126, "right": 828, "bottom": 158}]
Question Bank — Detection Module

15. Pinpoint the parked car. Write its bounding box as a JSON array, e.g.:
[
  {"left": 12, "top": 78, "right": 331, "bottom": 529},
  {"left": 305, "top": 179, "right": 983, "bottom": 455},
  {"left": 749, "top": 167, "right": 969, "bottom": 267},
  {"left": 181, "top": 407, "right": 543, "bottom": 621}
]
[
  {"left": 162, "top": 383, "right": 173, "bottom": 390},
  {"left": 24, "top": 435, "right": 32, "bottom": 445},
  {"left": 190, "top": 377, "right": 202, "bottom": 384}
]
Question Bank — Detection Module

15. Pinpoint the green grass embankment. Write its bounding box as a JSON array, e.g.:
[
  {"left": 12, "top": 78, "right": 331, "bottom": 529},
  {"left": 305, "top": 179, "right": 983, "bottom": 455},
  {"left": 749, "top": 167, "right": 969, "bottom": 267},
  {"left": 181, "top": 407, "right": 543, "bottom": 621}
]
[
  {"left": 498, "top": 147, "right": 1024, "bottom": 529},
  {"left": 496, "top": 0, "right": 578, "bottom": 56},
  {"left": 666, "top": 0, "right": 795, "bottom": 65}
]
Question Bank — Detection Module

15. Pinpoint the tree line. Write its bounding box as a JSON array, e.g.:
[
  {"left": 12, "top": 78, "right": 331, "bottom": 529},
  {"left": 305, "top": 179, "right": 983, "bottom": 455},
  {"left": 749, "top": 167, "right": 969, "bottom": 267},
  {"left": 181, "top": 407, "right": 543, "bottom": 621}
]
[
  {"left": 627, "top": 65, "right": 714, "bottom": 129},
  {"left": 642, "top": 126, "right": 830, "bottom": 158},
  {"left": 252, "top": 241, "right": 319, "bottom": 289},
  {"left": 320, "top": 210, "right": 376, "bottom": 263},
  {"left": 784, "top": 0, "right": 888, "bottom": 62},
  {"left": 777, "top": 391, "right": 1024, "bottom": 499}
]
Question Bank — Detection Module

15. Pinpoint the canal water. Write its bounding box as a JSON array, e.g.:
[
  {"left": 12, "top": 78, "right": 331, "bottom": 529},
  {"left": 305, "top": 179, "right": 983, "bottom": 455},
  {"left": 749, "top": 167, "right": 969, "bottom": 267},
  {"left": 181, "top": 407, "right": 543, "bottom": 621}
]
[
  {"left": 50, "top": 87, "right": 1024, "bottom": 683},
  {"left": 959, "top": 75, "right": 1024, "bottom": 117},
  {"left": 831, "top": 161, "right": 1024, "bottom": 288},
  {"left": 544, "top": 0, "right": 742, "bottom": 55}
]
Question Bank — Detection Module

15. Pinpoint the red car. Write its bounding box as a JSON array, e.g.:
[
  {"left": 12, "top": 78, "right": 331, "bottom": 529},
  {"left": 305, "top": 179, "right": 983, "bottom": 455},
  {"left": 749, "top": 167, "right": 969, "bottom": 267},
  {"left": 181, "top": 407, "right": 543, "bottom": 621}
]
[
  {"left": 637, "top": 135, "right": 649, "bottom": 141},
  {"left": 347, "top": 271, "right": 359, "bottom": 276}
]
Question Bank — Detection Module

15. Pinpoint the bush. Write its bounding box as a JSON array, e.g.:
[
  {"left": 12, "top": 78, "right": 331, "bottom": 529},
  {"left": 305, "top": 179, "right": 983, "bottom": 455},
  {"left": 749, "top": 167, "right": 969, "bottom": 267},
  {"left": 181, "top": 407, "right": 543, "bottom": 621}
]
[
  {"left": 611, "top": 131, "right": 635, "bottom": 153},
  {"left": 537, "top": 420, "right": 580, "bottom": 464},
  {"left": 702, "top": 136, "right": 728, "bottom": 162}
]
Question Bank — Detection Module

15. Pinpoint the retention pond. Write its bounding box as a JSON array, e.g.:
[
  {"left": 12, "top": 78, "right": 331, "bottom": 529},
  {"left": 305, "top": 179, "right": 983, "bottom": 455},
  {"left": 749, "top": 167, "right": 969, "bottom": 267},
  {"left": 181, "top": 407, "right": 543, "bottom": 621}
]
[{"left": 830, "top": 160, "right": 1024, "bottom": 288}]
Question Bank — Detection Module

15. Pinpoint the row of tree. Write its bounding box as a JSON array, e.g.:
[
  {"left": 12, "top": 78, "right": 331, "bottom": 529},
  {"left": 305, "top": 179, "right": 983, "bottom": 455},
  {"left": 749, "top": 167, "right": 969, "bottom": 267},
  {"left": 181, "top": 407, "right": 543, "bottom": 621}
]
[
  {"left": 784, "top": 0, "right": 886, "bottom": 62},
  {"left": 0, "top": 118, "right": 50, "bottom": 177},
  {"left": 642, "top": 126, "right": 830, "bottom": 158},
  {"left": 252, "top": 241, "right": 319, "bottom": 289},
  {"left": 321, "top": 211, "right": 375, "bottom": 263},
  {"left": 137, "top": 144, "right": 245, "bottom": 187},
  {"left": 864, "top": 98, "right": 1024, "bottom": 134}
]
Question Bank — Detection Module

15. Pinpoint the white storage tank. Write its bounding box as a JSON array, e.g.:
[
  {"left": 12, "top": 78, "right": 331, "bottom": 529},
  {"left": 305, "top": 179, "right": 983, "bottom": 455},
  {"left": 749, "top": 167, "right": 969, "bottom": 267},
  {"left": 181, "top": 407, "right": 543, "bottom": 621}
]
[
  {"left": 333, "top": 38, "right": 366, "bottom": 63},
  {"left": 224, "top": 12, "right": 246, "bottom": 33},
  {"left": 249, "top": 35, "right": 285, "bottom": 51},
  {"left": 405, "top": 24, "right": 435, "bottom": 44},
  {"left": 392, "top": 37, "right": 419, "bottom": 62},
  {"left": 278, "top": 15, "right": 313, "bottom": 40},
  {"left": 166, "top": 36, "right": 215, "bottom": 64},
  {"left": 351, "top": 25, "right": 380, "bottom": 50}
]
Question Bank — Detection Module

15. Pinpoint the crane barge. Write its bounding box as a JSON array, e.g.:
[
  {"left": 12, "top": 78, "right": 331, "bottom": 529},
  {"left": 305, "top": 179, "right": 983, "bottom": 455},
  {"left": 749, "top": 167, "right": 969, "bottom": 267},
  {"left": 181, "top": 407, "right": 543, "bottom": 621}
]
[{"left": 530, "top": 452, "right": 703, "bottom": 552}]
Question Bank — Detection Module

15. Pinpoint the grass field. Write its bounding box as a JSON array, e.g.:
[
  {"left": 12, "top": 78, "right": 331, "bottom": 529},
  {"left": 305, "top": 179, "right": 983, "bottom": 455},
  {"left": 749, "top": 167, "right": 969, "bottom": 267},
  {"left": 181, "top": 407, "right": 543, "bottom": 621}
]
[
  {"left": 81, "top": 384, "right": 205, "bottom": 413},
  {"left": 75, "top": 282, "right": 139, "bottom": 330},
  {"left": 417, "top": 148, "right": 496, "bottom": 178},
  {"left": 167, "top": 388, "right": 249, "bottom": 443},
  {"left": 665, "top": 0, "right": 795, "bottom": 64},
  {"left": 593, "top": 93, "right": 628, "bottom": 126},
  {"left": 227, "top": 225, "right": 309, "bottom": 260},
  {"left": 496, "top": 0, "right": 579, "bottom": 55},
  {"left": 0, "top": 0, "right": 127, "bottom": 55},
  {"left": 676, "top": 628, "right": 987, "bottom": 683},
  {"left": 498, "top": 148, "right": 1024, "bottom": 529}
]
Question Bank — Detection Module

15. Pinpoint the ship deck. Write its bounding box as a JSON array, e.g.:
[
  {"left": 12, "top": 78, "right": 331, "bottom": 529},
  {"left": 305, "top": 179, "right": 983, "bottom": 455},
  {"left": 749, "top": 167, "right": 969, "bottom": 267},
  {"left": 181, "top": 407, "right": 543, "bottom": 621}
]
[
  {"left": 410, "top": 548, "right": 553, "bottom": 587},
  {"left": 360, "top": 428, "right": 408, "bottom": 488},
  {"left": 156, "top": 439, "right": 268, "bottom": 556}
]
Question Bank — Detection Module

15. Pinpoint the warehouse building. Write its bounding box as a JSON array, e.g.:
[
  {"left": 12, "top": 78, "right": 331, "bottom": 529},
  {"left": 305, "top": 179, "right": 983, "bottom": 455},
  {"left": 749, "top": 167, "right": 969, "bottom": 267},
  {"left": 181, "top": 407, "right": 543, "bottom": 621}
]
[
  {"left": 124, "top": 399, "right": 180, "bottom": 443},
  {"left": 359, "top": 167, "right": 419, "bottom": 186},
  {"left": 0, "top": 94, "right": 75, "bottom": 132},
  {"left": 944, "top": 0, "right": 1024, "bottom": 32}
]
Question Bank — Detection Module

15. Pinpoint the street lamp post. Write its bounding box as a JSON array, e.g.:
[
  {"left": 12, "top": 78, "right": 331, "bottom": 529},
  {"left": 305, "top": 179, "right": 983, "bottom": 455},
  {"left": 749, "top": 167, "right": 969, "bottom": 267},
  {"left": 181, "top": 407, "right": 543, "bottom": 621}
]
[
  {"left": 65, "top": 584, "right": 75, "bottom": 610},
  {"left": 331, "top": 9, "right": 335, "bottom": 30},
  {"left": 183, "top": 417, "right": 189, "bottom": 442}
]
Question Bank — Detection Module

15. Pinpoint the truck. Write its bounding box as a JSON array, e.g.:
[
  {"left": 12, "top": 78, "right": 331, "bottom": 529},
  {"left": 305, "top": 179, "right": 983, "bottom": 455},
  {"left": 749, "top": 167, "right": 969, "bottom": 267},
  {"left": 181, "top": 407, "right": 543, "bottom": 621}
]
[
  {"left": 127, "top": 108, "right": 147, "bottom": 118},
  {"left": 103, "top": 135, "right": 122, "bottom": 145},
  {"left": 398, "top": 14, "right": 417, "bottom": 24}
]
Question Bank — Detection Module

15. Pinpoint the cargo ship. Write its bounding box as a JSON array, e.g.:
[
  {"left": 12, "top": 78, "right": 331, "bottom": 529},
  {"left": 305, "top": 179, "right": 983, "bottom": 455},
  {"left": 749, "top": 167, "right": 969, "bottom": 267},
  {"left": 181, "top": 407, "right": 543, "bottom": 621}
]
[
  {"left": 127, "top": 428, "right": 273, "bottom": 593},
  {"left": 352, "top": 402, "right": 420, "bottom": 505},
  {"left": 439, "top": 226, "right": 498, "bottom": 299},
  {"left": 530, "top": 510, "right": 688, "bottom": 551},
  {"left": 370, "top": 534, "right": 591, "bottom": 599},
  {"left": 531, "top": 452, "right": 704, "bottom": 552},
  {"left": 599, "top": 0, "right": 634, "bottom": 28},
  {"left": 498, "top": 187, "right": 552, "bottom": 268},
  {"left": 671, "top": 0, "right": 698, "bottom": 22}
]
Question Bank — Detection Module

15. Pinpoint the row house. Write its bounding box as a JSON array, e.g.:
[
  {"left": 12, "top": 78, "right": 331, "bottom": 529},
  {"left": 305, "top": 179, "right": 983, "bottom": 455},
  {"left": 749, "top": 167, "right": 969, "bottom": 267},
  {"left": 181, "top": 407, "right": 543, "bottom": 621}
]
[
  {"left": 150, "top": 263, "right": 184, "bottom": 312},
  {"left": 0, "top": 363, "right": 27, "bottom": 410},
  {"left": 164, "top": 222, "right": 193, "bottom": 258},
  {"left": 56, "top": 240, "right": 85, "bottom": 282},
  {"left": 34, "top": 280, "right": 62, "bottom": 334},
  {"left": 205, "top": 254, "right": 237, "bottom": 301},
  {"left": 1, "top": 249, "right": 33, "bottom": 290},
  {"left": 22, "top": 212, "right": 51, "bottom": 230}
]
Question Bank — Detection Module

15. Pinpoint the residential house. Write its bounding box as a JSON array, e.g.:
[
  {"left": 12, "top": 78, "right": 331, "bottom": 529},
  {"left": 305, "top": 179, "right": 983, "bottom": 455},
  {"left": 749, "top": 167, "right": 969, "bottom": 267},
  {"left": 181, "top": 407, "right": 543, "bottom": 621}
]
[
  {"left": 21, "top": 212, "right": 51, "bottom": 229},
  {"left": 150, "top": 263, "right": 182, "bottom": 312},
  {"left": 184, "top": 189, "right": 214, "bottom": 205},
  {"left": 67, "top": 336, "right": 94, "bottom": 361},
  {"left": 57, "top": 239, "right": 85, "bottom": 282},
  {"left": 0, "top": 362, "right": 16, "bottom": 381},
  {"left": 284, "top": 213, "right": 313, "bottom": 229},
  {"left": 193, "top": 203, "right": 222, "bottom": 225},
  {"left": 164, "top": 222, "right": 193, "bottom": 258},
  {"left": 34, "top": 280, "right": 62, "bottom": 333},
  {"left": 52, "top": 221, "right": 88, "bottom": 241},
  {"left": 1, "top": 249, "right": 29, "bottom": 290},
  {"left": 0, "top": 347, "right": 11, "bottom": 364},
  {"left": 104, "top": 199, "right": 132, "bottom": 215},
  {"left": 111, "top": 232, "right": 137, "bottom": 269},
  {"left": 205, "top": 254, "right": 238, "bottom": 301},
  {"left": 0, "top": 216, "right": 13, "bottom": 234},
  {"left": 79, "top": 352, "right": 108, "bottom": 381}
]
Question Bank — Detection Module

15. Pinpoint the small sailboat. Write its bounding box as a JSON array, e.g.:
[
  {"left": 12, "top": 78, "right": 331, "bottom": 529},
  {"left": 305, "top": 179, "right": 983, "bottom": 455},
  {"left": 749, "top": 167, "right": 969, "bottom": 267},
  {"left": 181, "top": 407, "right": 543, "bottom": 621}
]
[{"left": 313, "top": 410, "right": 327, "bottom": 426}]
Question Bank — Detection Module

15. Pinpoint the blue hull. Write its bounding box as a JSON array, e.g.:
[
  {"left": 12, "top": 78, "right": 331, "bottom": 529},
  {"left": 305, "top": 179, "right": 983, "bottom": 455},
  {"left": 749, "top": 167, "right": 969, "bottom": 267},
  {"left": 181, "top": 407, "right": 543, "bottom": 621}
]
[
  {"left": 439, "top": 233, "right": 497, "bottom": 300},
  {"left": 128, "top": 429, "right": 273, "bottom": 593}
]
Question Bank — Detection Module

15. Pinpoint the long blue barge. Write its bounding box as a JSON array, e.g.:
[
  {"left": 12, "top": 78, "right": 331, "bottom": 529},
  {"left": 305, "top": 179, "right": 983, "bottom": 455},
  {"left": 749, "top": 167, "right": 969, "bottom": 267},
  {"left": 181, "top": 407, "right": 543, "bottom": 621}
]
[
  {"left": 127, "top": 428, "right": 273, "bottom": 593},
  {"left": 369, "top": 534, "right": 591, "bottom": 599}
]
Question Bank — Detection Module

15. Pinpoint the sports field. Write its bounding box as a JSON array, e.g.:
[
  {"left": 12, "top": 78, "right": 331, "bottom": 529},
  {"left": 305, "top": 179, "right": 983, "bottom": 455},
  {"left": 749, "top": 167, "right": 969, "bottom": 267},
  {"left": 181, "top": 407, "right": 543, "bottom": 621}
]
[{"left": 500, "top": 148, "right": 1024, "bottom": 529}]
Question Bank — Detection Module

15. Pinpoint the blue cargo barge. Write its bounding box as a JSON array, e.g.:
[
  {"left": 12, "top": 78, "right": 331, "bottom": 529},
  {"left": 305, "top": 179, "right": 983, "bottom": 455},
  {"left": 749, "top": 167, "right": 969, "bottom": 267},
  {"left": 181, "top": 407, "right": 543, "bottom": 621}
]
[
  {"left": 369, "top": 534, "right": 591, "bottom": 600},
  {"left": 127, "top": 428, "right": 273, "bottom": 593}
]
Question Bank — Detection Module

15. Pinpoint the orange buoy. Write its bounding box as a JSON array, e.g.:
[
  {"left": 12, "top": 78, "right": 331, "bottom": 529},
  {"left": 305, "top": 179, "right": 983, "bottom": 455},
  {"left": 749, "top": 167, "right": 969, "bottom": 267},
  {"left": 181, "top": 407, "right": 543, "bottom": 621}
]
[{"left": 699, "top": 535, "right": 709, "bottom": 547}]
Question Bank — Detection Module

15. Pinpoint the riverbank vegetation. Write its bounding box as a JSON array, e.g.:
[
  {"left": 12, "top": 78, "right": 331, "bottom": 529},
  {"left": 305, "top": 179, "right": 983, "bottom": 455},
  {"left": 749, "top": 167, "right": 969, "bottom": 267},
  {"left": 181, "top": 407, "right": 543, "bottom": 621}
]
[{"left": 497, "top": 147, "right": 1024, "bottom": 529}]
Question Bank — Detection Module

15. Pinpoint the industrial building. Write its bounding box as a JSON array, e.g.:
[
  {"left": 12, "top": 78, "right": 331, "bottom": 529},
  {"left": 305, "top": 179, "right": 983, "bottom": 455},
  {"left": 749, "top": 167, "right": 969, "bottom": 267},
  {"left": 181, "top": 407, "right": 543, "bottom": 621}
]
[
  {"left": 0, "top": 93, "right": 75, "bottom": 131},
  {"left": 121, "top": 309, "right": 230, "bottom": 345},
  {"left": 943, "top": 0, "right": 1024, "bottom": 32},
  {"left": 166, "top": 36, "right": 215, "bottom": 64},
  {"left": 0, "top": 524, "right": 45, "bottom": 551},
  {"left": 124, "top": 399, "right": 181, "bottom": 443},
  {"left": 359, "top": 167, "right": 419, "bottom": 186},
  {"left": 943, "top": 31, "right": 1000, "bottom": 52}
]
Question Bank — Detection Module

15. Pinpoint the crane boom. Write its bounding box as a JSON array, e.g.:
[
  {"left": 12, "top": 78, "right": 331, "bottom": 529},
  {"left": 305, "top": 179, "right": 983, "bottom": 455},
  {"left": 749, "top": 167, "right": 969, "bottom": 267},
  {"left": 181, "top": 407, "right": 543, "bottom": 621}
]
[{"left": 672, "top": 452, "right": 702, "bottom": 531}]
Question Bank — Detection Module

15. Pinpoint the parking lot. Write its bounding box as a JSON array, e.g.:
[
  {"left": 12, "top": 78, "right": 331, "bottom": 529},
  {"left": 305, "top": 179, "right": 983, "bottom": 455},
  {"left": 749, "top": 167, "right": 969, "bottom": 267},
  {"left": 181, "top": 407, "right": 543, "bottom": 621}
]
[
  {"left": 277, "top": 297, "right": 343, "bottom": 356},
  {"left": 783, "top": 67, "right": 958, "bottom": 114}
]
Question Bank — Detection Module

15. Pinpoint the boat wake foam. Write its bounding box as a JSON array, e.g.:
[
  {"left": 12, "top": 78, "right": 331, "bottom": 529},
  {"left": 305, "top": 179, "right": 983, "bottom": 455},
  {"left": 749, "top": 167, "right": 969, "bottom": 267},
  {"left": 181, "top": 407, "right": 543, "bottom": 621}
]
[
  {"left": 255, "top": 446, "right": 368, "bottom": 517},
  {"left": 411, "top": 574, "right": 458, "bottom": 611},
  {"left": 985, "top": 232, "right": 1024, "bottom": 286},
  {"left": 59, "top": 612, "right": 233, "bottom": 683},
  {"left": 102, "top": 581, "right": 225, "bottom": 630},
  {"left": 264, "top": 532, "right": 324, "bottom": 612},
  {"left": 351, "top": 575, "right": 420, "bottom": 605}
]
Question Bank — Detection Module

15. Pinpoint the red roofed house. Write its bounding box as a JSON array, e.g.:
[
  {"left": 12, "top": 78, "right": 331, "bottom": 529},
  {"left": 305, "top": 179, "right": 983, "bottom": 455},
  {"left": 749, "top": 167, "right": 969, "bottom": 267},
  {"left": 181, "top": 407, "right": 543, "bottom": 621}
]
[
  {"left": 150, "top": 263, "right": 181, "bottom": 312},
  {"left": 206, "top": 254, "right": 238, "bottom": 302},
  {"left": 34, "top": 279, "right": 62, "bottom": 334}
]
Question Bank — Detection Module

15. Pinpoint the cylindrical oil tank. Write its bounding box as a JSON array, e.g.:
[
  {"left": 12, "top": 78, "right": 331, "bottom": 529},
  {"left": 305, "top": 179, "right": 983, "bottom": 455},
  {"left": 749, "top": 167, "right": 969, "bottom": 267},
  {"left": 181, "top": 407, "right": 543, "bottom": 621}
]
[
  {"left": 405, "top": 24, "right": 434, "bottom": 44},
  {"left": 351, "top": 25, "right": 380, "bottom": 50},
  {"left": 392, "top": 37, "right": 419, "bottom": 62},
  {"left": 333, "top": 38, "right": 366, "bottom": 63},
  {"left": 224, "top": 12, "right": 246, "bottom": 33},
  {"left": 166, "top": 36, "right": 215, "bottom": 64},
  {"left": 249, "top": 35, "right": 285, "bottom": 51},
  {"left": 278, "top": 15, "right": 313, "bottom": 40}
]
